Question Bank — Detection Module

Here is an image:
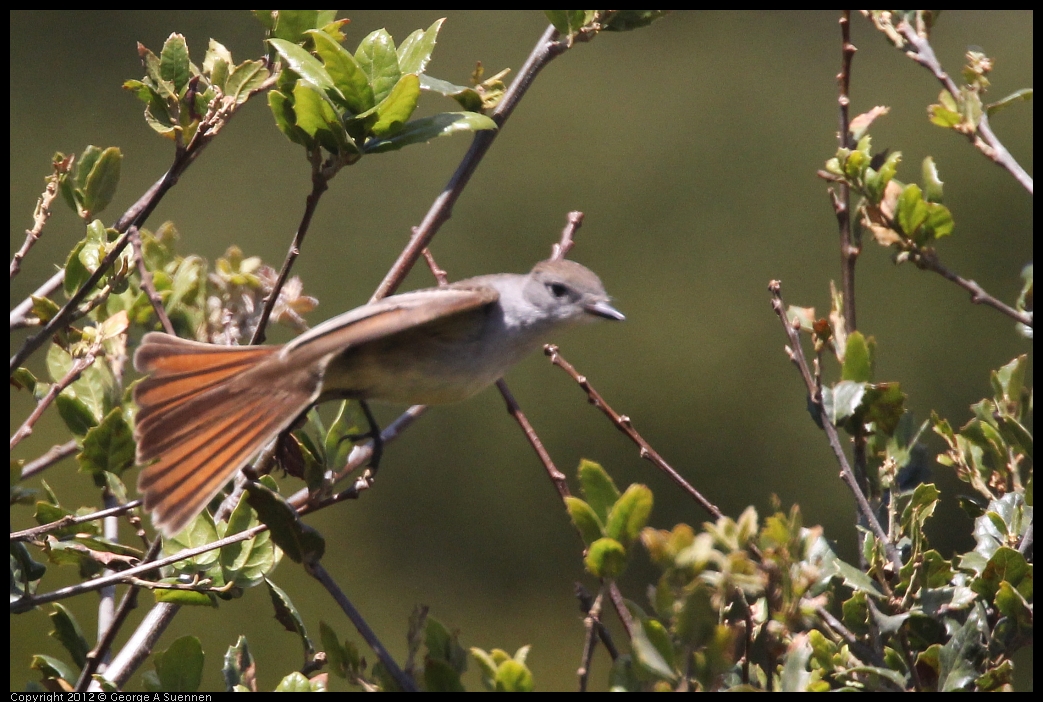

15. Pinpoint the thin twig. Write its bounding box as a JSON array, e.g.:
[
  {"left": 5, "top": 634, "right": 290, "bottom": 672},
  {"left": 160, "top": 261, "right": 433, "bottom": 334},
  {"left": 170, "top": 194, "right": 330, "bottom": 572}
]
[
  {"left": 10, "top": 80, "right": 270, "bottom": 375},
  {"left": 496, "top": 379, "right": 571, "bottom": 499},
  {"left": 11, "top": 155, "right": 72, "bottom": 279},
  {"left": 576, "top": 586, "right": 605, "bottom": 692},
  {"left": 421, "top": 246, "right": 449, "bottom": 286},
  {"left": 914, "top": 249, "right": 1033, "bottom": 327},
  {"left": 370, "top": 24, "right": 568, "bottom": 302},
  {"left": 304, "top": 560, "right": 417, "bottom": 692},
  {"left": 250, "top": 152, "right": 331, "bottom": 345},
  {"left": 74, "top": 538, "right": 162, "bottom": 691},
  {"left": 768, "top": 280, "right": 902, "bottom": 571},
  {"left": 834, "top": 11, "right": 859, "bottom": 336},
  {"left": 551, "top": 211, "right": 585, "bottom": 261},
  {"left": 11, "top": 500, "right": 142, "bottom": 542},
  {"left": 545, "top": 344, "right": 724, "bottom": 521},
  {"left": 128, "top": 225, "right": 175, "bottom": 335},
  {"left": 894, "top": 21, "right": 1033, "bottom": 194},
  {"left": 10, "top": 268, "right": 65, "bottom": 329},
  {"left": 10, "top": 350, "right": 98, "bottom": 451},
  {"left": 92, "top": 602, "right": 180, "bottom": 690},
  {"left": 18, "top": 439, "right": 79, "bottom": 481}
]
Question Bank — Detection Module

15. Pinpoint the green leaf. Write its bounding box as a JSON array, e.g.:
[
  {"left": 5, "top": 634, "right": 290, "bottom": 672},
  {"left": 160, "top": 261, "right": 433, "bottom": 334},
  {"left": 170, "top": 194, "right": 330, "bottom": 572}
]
[
  {"left": 896, "top": 183, "right": 928, "bottom": 238},
  {"left": 355, "top": 29, "right": 401, "bottom": 105},
  {"left": 629, "top": 617, "right": 678, "bottom": 682},
  {"left": 265, "top": 576, "right": 314, "bottom": 656},
  {"left": 63, "top": 240, "right": 91, "bottom": 296},
  {"left": 822, "top": 380, "right": 866, "bottom": 426},
  {"left": 923, "top": 202, "right": 954, "bottom": 240},
  {"left": 564, "top": 496, "right": 604, "bottom": 546},
  {"left": 544, "top": 10, "right": 593, "bottom": 36},
  {"left": 268, "top": 89, "right": 307, "bottom": 145},
  {"left": 221, "top": 492, "right": 278, "bottom": 589},
  {"left": 55, "top": 392, "right": 98, "bottom": 436},
  {"left": 921, "top": 156, "right": 944, "bottom": 203},
  {"left": 319, "top": 621, "right": 349, "bottom": 679},
  {"left": 247, "top": 481, "right": 325, "bottom": 563},
  {"left": 274, "top": 671, "right": 313, "bottom": 691},
  {"left": 603, "top": 10, "right": 670, "bottom": 31},
  {"left": 268, "top": 38, "right": 338, "bottom": 94},
  {"left": 80, "top": 147, "right": 122, "bottom": 217},
  {"left": 363, "top": 111, "right": 495, "bottom": 153},
  {"left": 270, "top": 10, "right": 339, "bottom": 43},
  {"left": 306, "top": 29, "right": 373, "bottom": 114},
  {"left": 986, "top": 87, "right": 1033, "bottom": 116},
  {"left": 584, "top": 536, "right": 628, "bottom": 578},
  {"left": 424, "top": 658, "right": 466, "bottom": 692},
  {"left": 370, "top": 73, "right": 420, "bottom": 137},
  {"left": 77, "top": 407, "right": 135, "bottom": 477},
  {"left": 419, "top": 75, "right": 483, "bottom": 112},
  {"left": 603, "top": 483, "right": 653, "bottom": 547},
  {"left": 154, "top": 636, "right": 204, "bottom": 693},
  {"left": 841, "top": 331, "right": 872, "bottom": 382},
  {"left": 160, "top": 34, "right": 191, "bottom": 95},
  {"left": 577, "top": 459, "right": 620, "bottom": 524},
  {"left": 494, "top": 659, "right": 534, "bottom": 692},
  {"left": 48, "top": 602, "right": 89, "bottom": 668},
  {"left": 30, "top": 654, "right": 77, "bottom": 687},
  {"left": 223, "top": 636, "right": 255, "bottom": 692},
  {"left": 397, "top": 19, "right": 444, "bottom": 75},
  {"left": 225, "top": 60, "right": 269, "bottom": 105},
  {"left": 154, "top": 587, "right": 216, "bottom": 606},
  {"left": 291, "top": 82, "right": 350, "bottom": 153},
  {"left": 425, "top": 616, "right": 468, "bottom": 673}
]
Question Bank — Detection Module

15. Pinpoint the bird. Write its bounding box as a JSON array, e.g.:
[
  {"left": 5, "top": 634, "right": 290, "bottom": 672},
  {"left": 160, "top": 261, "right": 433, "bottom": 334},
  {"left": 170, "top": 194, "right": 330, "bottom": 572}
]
[{"left": 133, "top": 259, "right": 624, "bottom": 536}]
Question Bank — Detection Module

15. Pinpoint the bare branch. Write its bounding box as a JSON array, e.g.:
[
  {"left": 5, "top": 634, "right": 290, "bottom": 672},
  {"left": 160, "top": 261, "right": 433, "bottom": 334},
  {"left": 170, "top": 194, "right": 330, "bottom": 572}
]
[
  {"left": 768, "top": 280, "right": 902, "bottom": 571},
  {"left": 545, "top": 344, "right": 724, "bottom": 520},
  {"left": 304, "top": 560, "right": 417, "bottom": 692},
  {"left": 894, "top": 20, "right": 1033, "bottom": 194},
  {"left": 370, "top": 24, "right": 568, "bottom": 302},
  {"left": 11, "top": 155, "right": 72, "bottom": 279}
]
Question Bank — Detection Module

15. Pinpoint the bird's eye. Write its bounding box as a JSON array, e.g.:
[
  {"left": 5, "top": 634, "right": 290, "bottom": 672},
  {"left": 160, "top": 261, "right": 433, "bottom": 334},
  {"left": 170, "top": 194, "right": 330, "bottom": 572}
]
[{"left": 548, "top": 282, "right": 569, "bottom": 298}]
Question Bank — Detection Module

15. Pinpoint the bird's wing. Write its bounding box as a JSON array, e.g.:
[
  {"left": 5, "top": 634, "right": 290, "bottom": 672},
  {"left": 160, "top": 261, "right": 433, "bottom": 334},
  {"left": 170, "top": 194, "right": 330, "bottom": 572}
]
[{"left": 282, "top": 284, "right": 500, "bottom": 366}]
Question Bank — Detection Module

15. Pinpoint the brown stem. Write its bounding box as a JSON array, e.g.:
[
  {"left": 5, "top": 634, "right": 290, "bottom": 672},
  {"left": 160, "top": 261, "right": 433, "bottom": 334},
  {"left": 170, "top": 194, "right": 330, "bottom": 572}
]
[
  {"left": 129, "top": 226, "right": 175, "bottom": 335},
  {"left": 496, "top": 379, "right": 571, "bottom": 499},
  {"left": 18, "top": 439, "right": 79, "bottom": 481},
  {"left": 895, "top": 21, "right": 1033, "bottom": 194},
  {"left": 304, "top": 560, "right": 416, "bottom": 691},
  {"left": 768, "top": 280, "right": 902, "bottom": 572},
  {"left": 10, "top": 155, "right": 71, "bottom": 279},
  {"left": 370, "top": 24, "right": 567, "bottom": 302},
  {"left": 545, "top": 344, "right": 724, "bottom": 520}
]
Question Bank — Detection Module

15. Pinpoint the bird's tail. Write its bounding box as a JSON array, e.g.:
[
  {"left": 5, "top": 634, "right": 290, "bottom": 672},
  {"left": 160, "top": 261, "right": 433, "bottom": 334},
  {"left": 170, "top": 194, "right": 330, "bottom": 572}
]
[{"left": 133, "top": 332, "right": 319, "bottom": 536}]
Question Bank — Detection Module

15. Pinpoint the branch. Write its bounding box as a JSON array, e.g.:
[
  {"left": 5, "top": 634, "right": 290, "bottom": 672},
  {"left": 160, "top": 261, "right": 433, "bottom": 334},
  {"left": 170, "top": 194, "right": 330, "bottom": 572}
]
[
  {"left": 250, "top": 151, "right": 331, "bottom": 344},
  {"left": 11, "top": 83, "right": 270, "bottom": 375},
  {"left": 18, "top": 439, "right": 79, "bottom": 481},
  {"left": 914, "top": 248, "right": 1033, "bottom": 327},
  {"left": 128, "top": 225, "right": 175, "bottom": 335},
  {"left": 545, "top": 345, "right": 724, "bottom": 521},
  {"left": 370, "top": 24, "right": 568, "bottom": 302},
  {"left": 834, "top": 11, "right": 860, "bottom": 335},
  {"left": 10, "top": 268, "right": 65, "bottom": 329},
  {"left": 304, "top": 560, "right": 417, "bottom": 692},
  {"left": 10, "top": 155, "right": 71, "bottom": 279},
  {"left": 496, "top": 379, "right": 572, "bottom": 499},
  {"left": 768, "top": 280, "right": 902, "bottom": 571},
  {"left": 10, "top": 350, "right": 98, "bottom": 451},
  {"left": 894, "top": 21, "right": 1033, "bottom": 194}
]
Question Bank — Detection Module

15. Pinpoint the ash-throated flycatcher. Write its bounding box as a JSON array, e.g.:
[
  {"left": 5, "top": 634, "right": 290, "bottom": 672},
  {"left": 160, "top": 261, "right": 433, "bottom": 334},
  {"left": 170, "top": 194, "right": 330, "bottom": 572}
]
[{"left": 133, "top": 259, "right": 623, "bottom": 535}]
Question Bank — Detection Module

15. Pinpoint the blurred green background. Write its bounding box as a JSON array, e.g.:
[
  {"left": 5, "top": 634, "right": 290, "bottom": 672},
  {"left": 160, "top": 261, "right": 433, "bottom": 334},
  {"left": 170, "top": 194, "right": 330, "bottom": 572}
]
[{"left": 10, "top": 11, "right": 1032, "bottom": 691}]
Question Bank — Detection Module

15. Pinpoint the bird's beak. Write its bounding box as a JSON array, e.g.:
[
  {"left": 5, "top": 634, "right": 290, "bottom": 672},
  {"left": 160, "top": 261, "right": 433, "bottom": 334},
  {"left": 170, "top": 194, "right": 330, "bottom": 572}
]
[{"left": 585, "top": 300, "right": 625, "bottom": 321}]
